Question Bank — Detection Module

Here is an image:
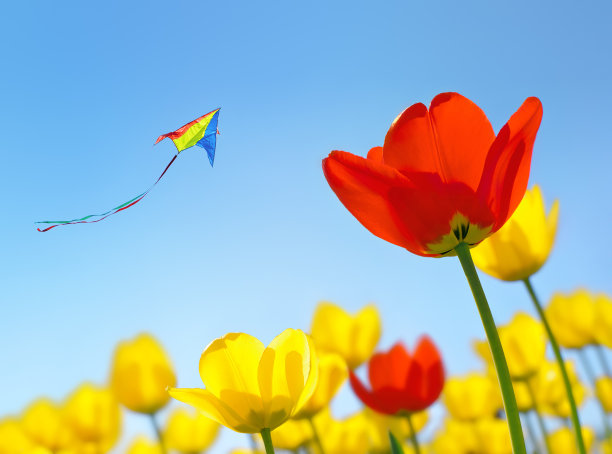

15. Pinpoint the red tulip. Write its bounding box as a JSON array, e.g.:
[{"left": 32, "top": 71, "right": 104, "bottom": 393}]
[
  {"left": 322, "top": 92, "right": 543, "bottom": 257},
  {"left": 349, "top": 337, "right": 444, "bottom": 414}
]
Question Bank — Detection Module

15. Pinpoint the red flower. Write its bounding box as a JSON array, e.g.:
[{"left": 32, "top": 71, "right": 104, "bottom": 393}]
[
  {"left": 322, "top": 93, "right": 543, "bottom": 257},
  {"left": 349, "top": 337, "right": 444, "bottom": 414}
]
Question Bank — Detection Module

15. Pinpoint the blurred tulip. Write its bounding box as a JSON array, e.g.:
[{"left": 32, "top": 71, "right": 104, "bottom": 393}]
[
  {"left": 311, "top": 410, "right": 370, "bottom": 454},
  {"left": 310, "top": 302, "right": 381, "bottom": 370},
  {"left": 443, "top": 373, "right": 502, "bottom": 421},
  {"left": 474, "top": 418, "right": 513, "bottom": 454},
  {"left": 477, "top": 313, "right": 546, "bottom": 380},
  {"left": 110, "top": 333, "right": 176, "bottom": 414},
  {"left": 537, "top": 360, "right": 586, "bottom": 418},
  {"left": 471, "top": 185, "right": 558, "bottom": 281},
  {"left": 593, "top": 294, "right": 612, "bottom": 349},
  {"left": 229, "top": 450, "right": 265, "bottom": 454},
  {"left": 350, "top": 337, "right": 444, "bottom": 415},
  {"left": 363, "top": 408, "right": 427, "bottom": 454},
  {"left": 22, "top": 399, "right": 75, "bottom": 451},
  {"left": 293, "top": 351, "right": 347, "bottom": 419},
  {"left": 126, "top": 436, "right": 163, "bottom": 454},
  {"left": 163, "top": 408, "right": 219, "bottom": 453},
  {"left": 596, "top": 376, "right": 612, "bottom": 413},
  {"left": 603, "top": 437, "right": 612, "bottom": 454},
  {"left": 63, "top": 383, "right": 121, "bottom": 452},
  {"left": 546, "top": 290, "right": 596, "bottom": 349},
  {"left": 270, "top": 418, "right": 312, "bottom": 451},
  {"left": 547, "top": 427, "right": 594, "bottom": 454},
  {"left": 170, "top": 329, "right": 318, "bottom": 433},
  {"left": 430, "top": 419, "right": 479, "bottom": 454},
  {"left": 0, "top": 418, "right": 34, "bottom": 454}
]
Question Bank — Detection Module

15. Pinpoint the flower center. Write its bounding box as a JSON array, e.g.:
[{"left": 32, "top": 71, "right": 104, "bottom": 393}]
[{"left": 426, "top": 212, "right": 492, "bottom": 256}]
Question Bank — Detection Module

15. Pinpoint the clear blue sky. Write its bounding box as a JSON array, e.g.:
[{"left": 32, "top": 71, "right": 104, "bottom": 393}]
[{"left": 1, "top": 1, "right": 611, "bottom": 452}]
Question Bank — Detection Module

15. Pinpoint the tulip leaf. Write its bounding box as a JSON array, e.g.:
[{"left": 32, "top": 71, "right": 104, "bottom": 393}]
[{"left": 389, "top": 431, "right": 404, "bottom": 454}]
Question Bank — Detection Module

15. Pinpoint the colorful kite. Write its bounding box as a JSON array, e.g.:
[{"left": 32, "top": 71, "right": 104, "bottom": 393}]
[{"left": 36, "top": 108, "right": 220, "bottom": 232}]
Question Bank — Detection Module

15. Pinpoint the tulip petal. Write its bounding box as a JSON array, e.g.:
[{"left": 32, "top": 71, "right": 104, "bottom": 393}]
[
  {"left": 367, "top": 146, "right": 383, "bottom": 162},
  {"left": 477, "top": 97, "right": 543, "bottom": 230},
  {"left": 169, "top": 388, "right": 260, "bottom": 433},
  {"left": 368, "top": 343, "right": 411, "bottom": 392},
  {"left": 349, "top": 371, "right": 400, "bottom": 414},
  {"left": 323, "top": 151, "right": 422, "bottom": 252},
  {"left": 383, "top": 93, "right": 495, "bottom": 191},
  {"left": 412, "top": 337, "right": 445, "bottom": 407}
]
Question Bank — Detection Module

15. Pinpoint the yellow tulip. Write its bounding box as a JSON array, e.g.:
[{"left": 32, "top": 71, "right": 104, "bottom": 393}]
[
  {"left": 474, "top": 418, "right": 512, "bottom": 454},
  {"left": 22, "top": 399, "right": 75, "bottom": 451},
  {"left": 430, "top": 419, "right": 479, "bottom": 454},
  {"left": 270, "top": 418, "right": 312, "bottom": 451},
  {"left": 546, "top": 289, "right": 596, "bottom": 349},
  {"left": 163, "top": 408, "right": 220, "bottom": 453},
  {"left": 229, "top": 450, "right": 265, "bottom": 454},
  {"left": 63, "top": 383, "right": 121, "bottom": 451},
  {"left": 0, "top": 418, "right": 34, "bottom": 454},
  {"left": 547, "top": 427, "right": 594, "bottom": 454},
  {"left": 471, "top": 185, "right": 559, "bottom": 281},
  {"left": 311, "top": 410, "right": 370, "bottom": 454},
  {"left": 292, "top": 351, "right": 347, "bottom": 419},
  {"left": 537, "top": 360, "right": 586, "bottom": 418},
  {"left": 110, "top": 333, "right": 176, "bottom": 414},
  {"left": 443, "top": 373, "right": 502, "bottom": 421},
  {"left": 476, "top": 313, "right": 546, "bottom": 380},
  {"left": 603, "top": 437, "right": 612, "bottom": 454},
  {"left": 170, "top": 329, "right": 318, "bottom": 433},
  {"left": 596, "top": 376, "right": 612, "bottom": 412},
  {"left": 363, "top": 408, "right": 427, "bottom": 454},
  {"left": 594, "top": 293, "right": 612, "bottom": 348},
  {"left": 310, "top": 302, "right": 381, "bottom": 370},
  {"left": 126, "top": 436, "right": 162, "bottom": 454}
]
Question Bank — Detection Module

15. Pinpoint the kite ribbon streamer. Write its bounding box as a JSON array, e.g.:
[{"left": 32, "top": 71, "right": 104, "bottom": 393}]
[{"left": 35, "top": 154, "right": 178, "bottom": 232}]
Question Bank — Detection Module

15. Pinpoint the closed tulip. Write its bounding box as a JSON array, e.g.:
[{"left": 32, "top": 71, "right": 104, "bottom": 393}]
[
  {"left": 126, "top": 437, "right": 162, "bottom": 454},
  {"left": 169, "top": 329, "right": 318, "bottom": 433},
  {"left": 63, "top": 383, "right": 121, "bottom": 452},
  {"left": 350, "top": 337, "right": 444, "bottom": 415},
  {"left": 443, "top": 373, "right": 502, "bottom": 421},
  {"left": 110, "top": 333, "right": 176, "bottom": 414},
  {"left": 474, "top": 418, "right": 513, "bottom": 454},
  {"left": 471, "top": 185, "right": 559, "bottom": 281},
  {"left": 593, "top": 293, "right": 612, "bottom": 349},
  {"left": 22, "top": 399, "right": 75, "bottom": 451},
  {"left": 311, "top": 410, "right": 370, "bottom": 454},
  {"left": 430, "top": 419, "right": 479, "bottom": 454},
  {"left": 546, "top": 290, "right": 596, "bottom": 349},
  {"left": 537, "top": 360, "right": 586, "bottom": 418},
  {"left": 595, "top": 376, "right": 612, "bottom": 413},
  {"left": 310, "top": 302, "right": 381, "bottom": 370},
  {"left": 547, "top": 427, "right": 594, "bottom": 454},
  {"left": 164, "top": 408, "right": 220, "bottom": 453},
  {"left": 0, "top": 418, "right": 34, "bottom": 454},
  {"left": 292, "top": 351, "right": 347, "bottom": 419}
]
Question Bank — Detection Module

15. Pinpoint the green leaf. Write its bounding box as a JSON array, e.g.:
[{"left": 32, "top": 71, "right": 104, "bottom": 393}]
[{"left": 389, "top": 430, "right": 404, "bottom": 454}]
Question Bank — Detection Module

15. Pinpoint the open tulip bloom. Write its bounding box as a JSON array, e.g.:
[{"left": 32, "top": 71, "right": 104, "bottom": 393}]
[
  {"left": 169, "top": 329, "right": 318, "bottom": 454},
  {"left": 323, "top": 92, "right": 544, "bottom": 454}
]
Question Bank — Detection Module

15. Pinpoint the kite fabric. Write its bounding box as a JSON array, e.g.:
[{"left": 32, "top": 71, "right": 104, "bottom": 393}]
[{"left": 35, "top": 108, "right": 220, "bottom": 232}]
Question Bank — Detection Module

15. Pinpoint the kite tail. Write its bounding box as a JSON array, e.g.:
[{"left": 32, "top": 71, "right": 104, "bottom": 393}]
[{"left": 36, "top": 154, "right": 178, "bottom": 232}]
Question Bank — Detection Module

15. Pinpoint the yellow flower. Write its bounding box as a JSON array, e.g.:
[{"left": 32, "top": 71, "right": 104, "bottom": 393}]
[
  {"left": 0, "top": 418, "right": 34, "bottom": 454},
  {"left": 546, "top": 289, "right": 596, "bottom": 349},
  {"left": 292, "top": 351, "right": 347, "bottom": 419},
  {"left": 170, "top": 329, "right": 318, "bottom": 433},
  {"left": 477, "top": 313, "right": 546, "bottom": 380},
  {"left": 310, "top": 302, "right": 381, "bottom": 369},
  {"left": 442, "top": 373, "right": 502, "bottom": 421},
  {"left": 126, "top": 437, "right": 162, "bottom": 454},
  {"left": 547, "top": 427, "right": 594, "bottom": 454},
  {"left": 596, "top": 376, "right": 612, "bottom": 413},
  {"left": 603, "top": 437, "right": 612, "bottom": 454},
  {"left": 430, "top": 419, "right": 479, "bottom": 454},
  {"left": 363, "top": 408, "right": 427, "bottom": 454},
  {"left": 63, "top": 383, "right": 121, "bottom": 451},
  {"left": 21, "top": 399, "right": 75, "bottom": 451},
  {"left": 593, "top": 293, "right": 612, "bottom": 348},
  {"left": 471, "top": 185, "right": 559, "bottom": 281},
  {"left": 163, "top": 408, "right": 220, "bottom": 453},
  {"left": 474, "top": 418, "right": 512, "bottom": 454},
  {"left": 537, "top": 360, "right": 586, "bottom": 418},
  {"left": 110, "top": 333, "right": 176, "bottom": 414},
  {"left": 311, "top": 410, "right": 370, "bottom": 454},
  {"left": 270, "top": 418, "right": 312, "bottom": 451}
]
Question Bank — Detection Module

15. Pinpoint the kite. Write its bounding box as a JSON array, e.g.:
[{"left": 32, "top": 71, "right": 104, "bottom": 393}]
[{"left": 35, "top": 108, "right": 220, "bottom": 232}]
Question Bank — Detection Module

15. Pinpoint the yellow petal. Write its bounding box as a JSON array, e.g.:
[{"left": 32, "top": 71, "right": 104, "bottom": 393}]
[
  {"left": 498, "top": 312, "right": 547, "bottom": 380},
  {"left": 443, "top": 373, "right": 502, "bottom": 421},
  {"left": 21, "top": 399, "right": 75, "bottom": 450},
  {"left": 169, "top": 387, "right": 261, "bottom": 433},
  {"left": 163, "top": 408, "right": 220, "bottom": 453},
  {"left": 596, "top": 376, "right": 612, "bottom": 413},
  {"left": 0, "top": 418, "right": 34, "bottom": 453},
  {"left": 546, "top": 290, "right": 596, "bottom": 349}
]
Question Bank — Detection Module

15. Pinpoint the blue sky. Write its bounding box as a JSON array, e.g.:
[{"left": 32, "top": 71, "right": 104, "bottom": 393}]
[{"left": 1, "top": 0, "right": 611, "bottom": 452}]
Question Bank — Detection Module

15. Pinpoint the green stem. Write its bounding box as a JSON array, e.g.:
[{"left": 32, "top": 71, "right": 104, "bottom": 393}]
[
  {"left": 524, "top": 378, "right": 552, "bottom": 454},
  {"left": 523, "top": 278, "right": 586, "bottom": 454},
  {"left": 578, "top": 350, "right": 612, "bottom": 439},
  {"left": 261, "top": 428, "right": 275, "bottom": 454},
  {"left": 405, "top": 413, "right": 421, "bottom": 454},
  {"left": 149, "top": 412, "right": 167, "bottom": 454},
  {"left": 522, "top": 412, "right": 542, "bottom": 454},
  {"left": 308, "top": 417, "right": 325, "bottom": 454},
  {"left": 595, "top": 344, "right": 612, "bottom": 378},
  {"left": 455, "top": 242, "right": 526, "bottom": 454}
]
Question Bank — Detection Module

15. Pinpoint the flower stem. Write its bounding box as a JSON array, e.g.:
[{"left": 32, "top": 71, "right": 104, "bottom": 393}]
[
  {"left": 261, "top": 428, "right": 275, "bottom": 454},
  {"left": 308, "top": 417, "right": 326, "bottom": 454},
  {"left": 523, "top": 378, "right": 552, "bottom": 454},
  {"left": 405, "top": 413, "right": 421, "bottom": 454},
  {"left": 522, "top": 278, "right": 586, "bottom": 454},
  {"left": 595, "top": 344, "right": 612, "bottom": 378},
  {"left": 149, "top": 412, "right": 167, "bottom": 454},
  {"left": 455, "top": 242, "right": 526, "bottom": 454}
]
